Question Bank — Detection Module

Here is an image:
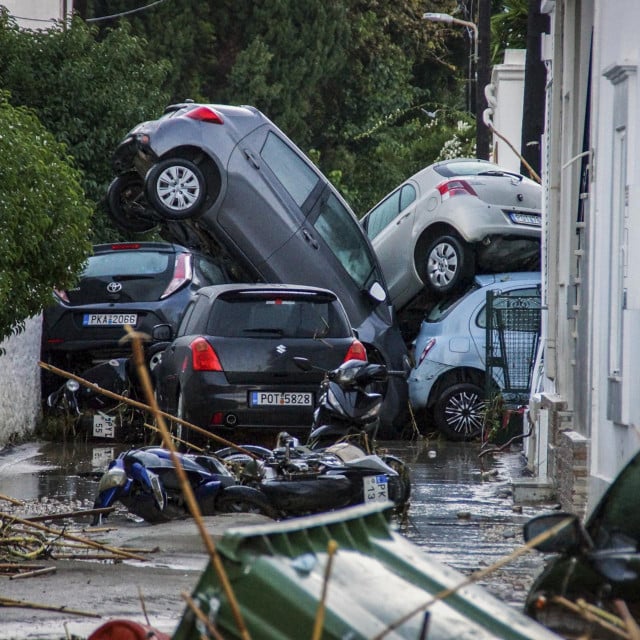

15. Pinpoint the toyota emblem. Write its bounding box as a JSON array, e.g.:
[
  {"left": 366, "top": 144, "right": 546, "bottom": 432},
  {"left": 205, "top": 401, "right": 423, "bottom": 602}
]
[{"left": 107, "top": 282, "right": 122, "bottom": 293}]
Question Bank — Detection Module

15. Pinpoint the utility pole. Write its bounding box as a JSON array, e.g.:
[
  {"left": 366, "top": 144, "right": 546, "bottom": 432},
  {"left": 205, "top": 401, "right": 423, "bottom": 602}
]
[{"left": 476, "top": 0, "right": 492, "bottom": 160}]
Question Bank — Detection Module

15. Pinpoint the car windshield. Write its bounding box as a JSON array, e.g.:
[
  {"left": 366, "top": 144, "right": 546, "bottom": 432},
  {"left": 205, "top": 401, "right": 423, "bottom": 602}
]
[
  {"left": 83, "top": 251, "right": 171, "bottom": 277},
  {"left": 206, "top": 294, "right": 351, "bottom": 339},
  {"left": 313, "top": 193, "right": 379, "bottom": 290}
]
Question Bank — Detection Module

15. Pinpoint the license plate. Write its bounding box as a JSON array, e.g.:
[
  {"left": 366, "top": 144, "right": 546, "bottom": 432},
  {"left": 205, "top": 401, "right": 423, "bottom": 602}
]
[
  {"left": 93, "top": 413, "right": 116, "bottom": 438},
  {"left": 249, "top": 391, "right": 313, "bottom": 407},
  {"left": 363, "top": 475, "right": 389, "bottom": 503},
  {"left": 508, "top": 212, "right": 541, "bottom": 226},
  {"left": 83, "top": 313, "right": 137, "bottom": 326}
]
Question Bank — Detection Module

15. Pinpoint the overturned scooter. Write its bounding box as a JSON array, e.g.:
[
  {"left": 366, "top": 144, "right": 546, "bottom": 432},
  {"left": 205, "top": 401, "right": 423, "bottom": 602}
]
[{"left": 92, "top": 446, "right": 276, "bottom": 524}]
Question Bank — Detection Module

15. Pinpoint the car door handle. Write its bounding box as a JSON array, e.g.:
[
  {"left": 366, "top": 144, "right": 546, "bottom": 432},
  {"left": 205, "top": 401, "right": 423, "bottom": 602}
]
[
  {"left": 302, "top": 229, "right": 319, "bottom": 249},
  {"left": 243, "top": 149, "right": 260, "bottom": 169},
  {"left": 396, "top": 212, "right": 411, "bottom": 224}
]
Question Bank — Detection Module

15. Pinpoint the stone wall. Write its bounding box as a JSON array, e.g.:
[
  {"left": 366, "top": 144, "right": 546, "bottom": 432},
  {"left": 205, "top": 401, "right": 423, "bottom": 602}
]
[
  {"left": 0, "top": 317, "right": 42, "bottom": 445},
  {"left": 542, "top": 393, "right": 590, "bottom": 517}
]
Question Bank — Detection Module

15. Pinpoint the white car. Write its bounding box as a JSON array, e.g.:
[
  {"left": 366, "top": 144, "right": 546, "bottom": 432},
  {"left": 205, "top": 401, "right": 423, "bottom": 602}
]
[
  {"left": 408, "top": 272, "right": 541, "bottom": 441},
  {"left": 360, "top": 158, "right": 541, "bottom": 310}
]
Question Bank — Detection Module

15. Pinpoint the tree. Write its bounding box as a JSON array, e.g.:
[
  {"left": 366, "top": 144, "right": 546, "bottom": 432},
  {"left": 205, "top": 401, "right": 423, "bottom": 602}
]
[
  {"left": 0, "top": 11, "right": 171, "bottom": 240},
  {"left": 0, "top": 91, "right": 93, "bottom": 344}
]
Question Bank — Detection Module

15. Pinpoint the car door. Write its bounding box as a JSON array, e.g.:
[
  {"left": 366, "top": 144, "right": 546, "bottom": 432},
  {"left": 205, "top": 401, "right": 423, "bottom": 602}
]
[{"left": 362, "top": 183, "right": 418, "bottom": 304}]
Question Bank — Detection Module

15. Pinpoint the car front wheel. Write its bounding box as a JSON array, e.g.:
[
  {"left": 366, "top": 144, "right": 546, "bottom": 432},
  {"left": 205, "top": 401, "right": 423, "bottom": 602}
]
[
  {"left": 106, "top": 172, "right": 158, "bottom": 233},
  {"left": 422, "top": 234, "right": 474, "bottom": 295},
  {"left": 145, "top": 157, "right": 206, "bottom": 220},
  {"left": 433, "top": 382, "right": 485, "bottom": 441}
]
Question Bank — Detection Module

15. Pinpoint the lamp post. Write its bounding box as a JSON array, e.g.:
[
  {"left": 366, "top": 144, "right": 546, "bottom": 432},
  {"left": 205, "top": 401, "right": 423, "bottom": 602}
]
[
  {"left": 423, "top": 10, "right": 490, "bottom": 160},
  {"left": 423, "top": 12, "right": 478, "bottom": 114}
]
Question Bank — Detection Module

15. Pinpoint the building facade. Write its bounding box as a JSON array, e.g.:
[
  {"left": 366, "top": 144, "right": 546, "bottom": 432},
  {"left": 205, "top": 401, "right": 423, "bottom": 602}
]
[{"left": 528, "top": 0, "right": 640, "bottom": 515}]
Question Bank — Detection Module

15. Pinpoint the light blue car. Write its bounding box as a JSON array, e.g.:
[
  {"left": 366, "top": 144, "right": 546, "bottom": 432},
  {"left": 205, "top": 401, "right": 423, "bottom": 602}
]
[{"left": 409, "top": 272, "right": 541, "bottom": 440}]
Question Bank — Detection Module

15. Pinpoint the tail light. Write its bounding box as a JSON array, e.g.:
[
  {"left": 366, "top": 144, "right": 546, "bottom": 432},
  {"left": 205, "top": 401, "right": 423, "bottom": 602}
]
[
  {"left": 436, "top": 179, "right": 477, "bottom": 200},
  {"left": 185, "top": 106, "right": 224, "bottom": 124},
  {"left": 190, "top": 337, "right": 223, "bottom": 371},
  {"left": 343, "top": 340, "right": 367, "bottom": 363},
  {"left": 161, "top": 253, "right": 193, "bottom": 299},
  {"left": 417, "top": 337, "right": 436, "bottom": 366},
  {"left": 53, "top": 288, "right": 70, "bottom": 303}
]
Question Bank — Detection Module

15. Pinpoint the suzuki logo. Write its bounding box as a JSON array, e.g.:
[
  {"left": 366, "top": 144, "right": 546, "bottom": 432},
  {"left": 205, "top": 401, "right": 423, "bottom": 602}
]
[
  {"left": 276, "top": 344, "right": 287, "bottom": 354},
  {"left": 107, "top": 282, "right": 122, "bottom": 293}
]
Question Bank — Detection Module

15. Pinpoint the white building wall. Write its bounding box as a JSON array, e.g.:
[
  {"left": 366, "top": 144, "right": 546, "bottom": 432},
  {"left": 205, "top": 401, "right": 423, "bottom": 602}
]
[
  {"left": 488, "top": 49, "right": 526, "bottom": 172},
  {"left": 587, "top": 0, "right": 640, "bottom": 509},
  {"left": 532, "top": 0, "right": 640, "bottom": 514},
  {"left": 1, "top": 1, "right": 71, "bottom": 29},
  {"left": 0, "top": 318, "right": 42, "bottom": 444}
]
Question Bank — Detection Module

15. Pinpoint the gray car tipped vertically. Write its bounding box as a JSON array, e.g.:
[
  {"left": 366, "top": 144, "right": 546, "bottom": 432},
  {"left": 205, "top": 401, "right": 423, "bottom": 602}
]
[{"left": 107, "top": 102, "right": 409, "bottom": 434}]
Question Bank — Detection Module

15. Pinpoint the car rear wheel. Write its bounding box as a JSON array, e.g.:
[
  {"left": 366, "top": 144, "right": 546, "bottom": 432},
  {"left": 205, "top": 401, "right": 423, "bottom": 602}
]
[
  {"left": 106, "top": 172, "right": 158, "bottom": 233},
  {"left": 422, "top": 234, "right": 474, "bottom": 295},
  {"left": 145, "top": 158, "right": 206, "bottom": 220},
  {"left": 433, "top": 382, "right": 485, "bottom": 441}
]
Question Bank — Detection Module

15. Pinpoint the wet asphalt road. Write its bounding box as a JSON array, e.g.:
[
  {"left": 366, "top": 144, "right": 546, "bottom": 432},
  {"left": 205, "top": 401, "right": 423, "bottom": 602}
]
[{"left": 0, "top": 436, "right": 558, "bottom": 638}]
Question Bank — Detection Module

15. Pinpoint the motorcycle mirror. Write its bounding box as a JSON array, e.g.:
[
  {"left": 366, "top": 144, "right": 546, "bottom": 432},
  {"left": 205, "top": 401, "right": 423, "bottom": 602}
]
[
  {"left": 65, "top": 379, "right": 80, "bottom": 393},
  {"left": 152, "top": 323, "right": 173, "bottom": 342}
]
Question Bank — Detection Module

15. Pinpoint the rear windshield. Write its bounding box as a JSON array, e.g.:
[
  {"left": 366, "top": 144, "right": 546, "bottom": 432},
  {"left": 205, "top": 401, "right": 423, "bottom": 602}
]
[
  {"left": 84, "top": 251, "right": 171, "bottom": 278},
  {"left": 426, "top": 283, "right": 480, "bottom": 323},
  {"left": 435, "top": 160, "right": 513, "bottom": 178},
  {"left": 206, "top": 294, "right": 351, "bottom": 339}
]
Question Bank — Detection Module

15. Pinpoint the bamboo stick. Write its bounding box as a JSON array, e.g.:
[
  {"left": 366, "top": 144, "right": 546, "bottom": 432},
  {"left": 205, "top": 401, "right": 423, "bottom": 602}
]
[
  {"left": 124, "top": 327, "right": 251, "bottom": 640},
  {"left": 0, "top": 596, "right": 101, "bottom": 618}
]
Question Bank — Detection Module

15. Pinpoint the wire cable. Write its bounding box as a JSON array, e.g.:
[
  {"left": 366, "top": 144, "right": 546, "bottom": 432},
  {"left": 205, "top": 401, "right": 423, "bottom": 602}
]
[{"left": 85, "top": 0, "right": 171, "bottom": 23}]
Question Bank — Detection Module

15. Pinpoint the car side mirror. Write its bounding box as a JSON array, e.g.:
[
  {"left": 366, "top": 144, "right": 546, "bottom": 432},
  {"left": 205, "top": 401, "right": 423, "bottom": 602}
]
[
  {"left": 523, "top": 512, "right": 592, "bottom": 553},
  {"left": 151, "top": 324, "right": 173, "bottom": 342},
  {"left": 367, "top": 281, "right": 387, "bottom": 303}
]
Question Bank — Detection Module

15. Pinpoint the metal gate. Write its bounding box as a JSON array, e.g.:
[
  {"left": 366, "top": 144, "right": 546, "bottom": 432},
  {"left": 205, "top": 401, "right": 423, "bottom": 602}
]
[{"left": 485, "top": 290, "right": 541, "bottom": 405}]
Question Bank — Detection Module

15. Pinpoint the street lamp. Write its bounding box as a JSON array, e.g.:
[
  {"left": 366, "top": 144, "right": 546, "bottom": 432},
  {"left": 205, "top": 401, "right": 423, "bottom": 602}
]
[
  {"left": 423, "top": 12, "right": 478, "bottom": 114},
  {"left": 422, "top": 12, "right": 478, "bottom": 64}
]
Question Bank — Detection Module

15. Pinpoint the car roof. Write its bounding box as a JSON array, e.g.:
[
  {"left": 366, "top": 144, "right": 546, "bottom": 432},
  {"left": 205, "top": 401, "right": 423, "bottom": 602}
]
[
  {"left": 473, "top": 272, "right": 541, "bottom": 288},
  {"left": 194, "top": 283, "right": 340, "bottom": 300}
]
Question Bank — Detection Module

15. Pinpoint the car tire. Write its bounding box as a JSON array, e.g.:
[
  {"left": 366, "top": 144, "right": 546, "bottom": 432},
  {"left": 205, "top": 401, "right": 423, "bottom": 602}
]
[
  {"left": 422, "top": 234, "right": 475, "bottom": 296},
  {"left": 106, "top": 172, "right": 158, "bottom": 233},
  {"left": 215, "top": 486, "right": 278, "bottom": 519},
  {"left": 145, "top": 158, "right": 206, "bottom": 220},
  {"left": 433, "top": 382, "right": 485, "bottom": 441}
]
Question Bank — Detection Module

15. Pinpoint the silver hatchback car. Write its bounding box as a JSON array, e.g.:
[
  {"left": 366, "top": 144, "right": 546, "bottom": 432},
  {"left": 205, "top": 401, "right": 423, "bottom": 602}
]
[
  {"left": 360, "top": 159, "right": 541, "bottom": 309},
  {"left": 408, "top": 272, "right": 541, "bottom": 441}
]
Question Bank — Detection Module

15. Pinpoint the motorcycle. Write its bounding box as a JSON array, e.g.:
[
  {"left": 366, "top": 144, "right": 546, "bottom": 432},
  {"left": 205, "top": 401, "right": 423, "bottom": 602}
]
[
  {"left": 217, "top": 435, "right": 409, "bottom": 518},
  {"left": 216, "top": 357, "right": 413, "bottom": 515},
  {"left": 92, "top": 446, "right": 275, "bottom": 524},
  {"left": 45, "top": 344, "right": 166, "bottom": 443}
]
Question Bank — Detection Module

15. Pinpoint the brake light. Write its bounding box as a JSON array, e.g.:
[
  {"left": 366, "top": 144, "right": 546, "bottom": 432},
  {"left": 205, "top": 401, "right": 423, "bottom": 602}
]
[
  {"left": 110, "top": 243, "right": 141, "bottom": 251},
  {"left": 436, "top": 179, "right": 477, "bottom": 200},
  {"left": 161, "top": 253, "right": 193, "bottom": 299},
  {"left": 343, "top": 340, "right": 367, "bottom": 362},
  {"left": 185, "top": 106, "right": 224, "bottom": 124},
  {"left": 190, "top": 337, "right": 223, "bottom": 371},
  {"left": 417, "top": 337, "right": 436, "bottom": 366}
]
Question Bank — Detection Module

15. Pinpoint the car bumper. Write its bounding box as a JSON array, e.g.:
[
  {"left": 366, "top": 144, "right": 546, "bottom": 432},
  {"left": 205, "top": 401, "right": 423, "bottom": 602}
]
[
  {"left": 408, "top": 361, "right": 453, "bottom": 410},
  {"left": 180, "top": 373, "right": 319, "bottom": 432}
]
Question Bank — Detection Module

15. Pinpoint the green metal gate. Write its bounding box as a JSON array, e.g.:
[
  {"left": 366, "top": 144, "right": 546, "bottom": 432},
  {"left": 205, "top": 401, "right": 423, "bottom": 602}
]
[{"left": 485, "top": 290, "right": 541, "bottom": 406}]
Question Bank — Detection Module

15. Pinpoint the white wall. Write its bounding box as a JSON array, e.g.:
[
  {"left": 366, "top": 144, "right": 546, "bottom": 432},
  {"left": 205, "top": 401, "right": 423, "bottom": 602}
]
[
  {"left": 488, "top": 49, "right": 526, "bottom": 172},
  {"left": 1, "top": 1, "right": 71, "bottom": 29},
  {"left": 0, "top": 317, "right": 42, "bottom": 444}
]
